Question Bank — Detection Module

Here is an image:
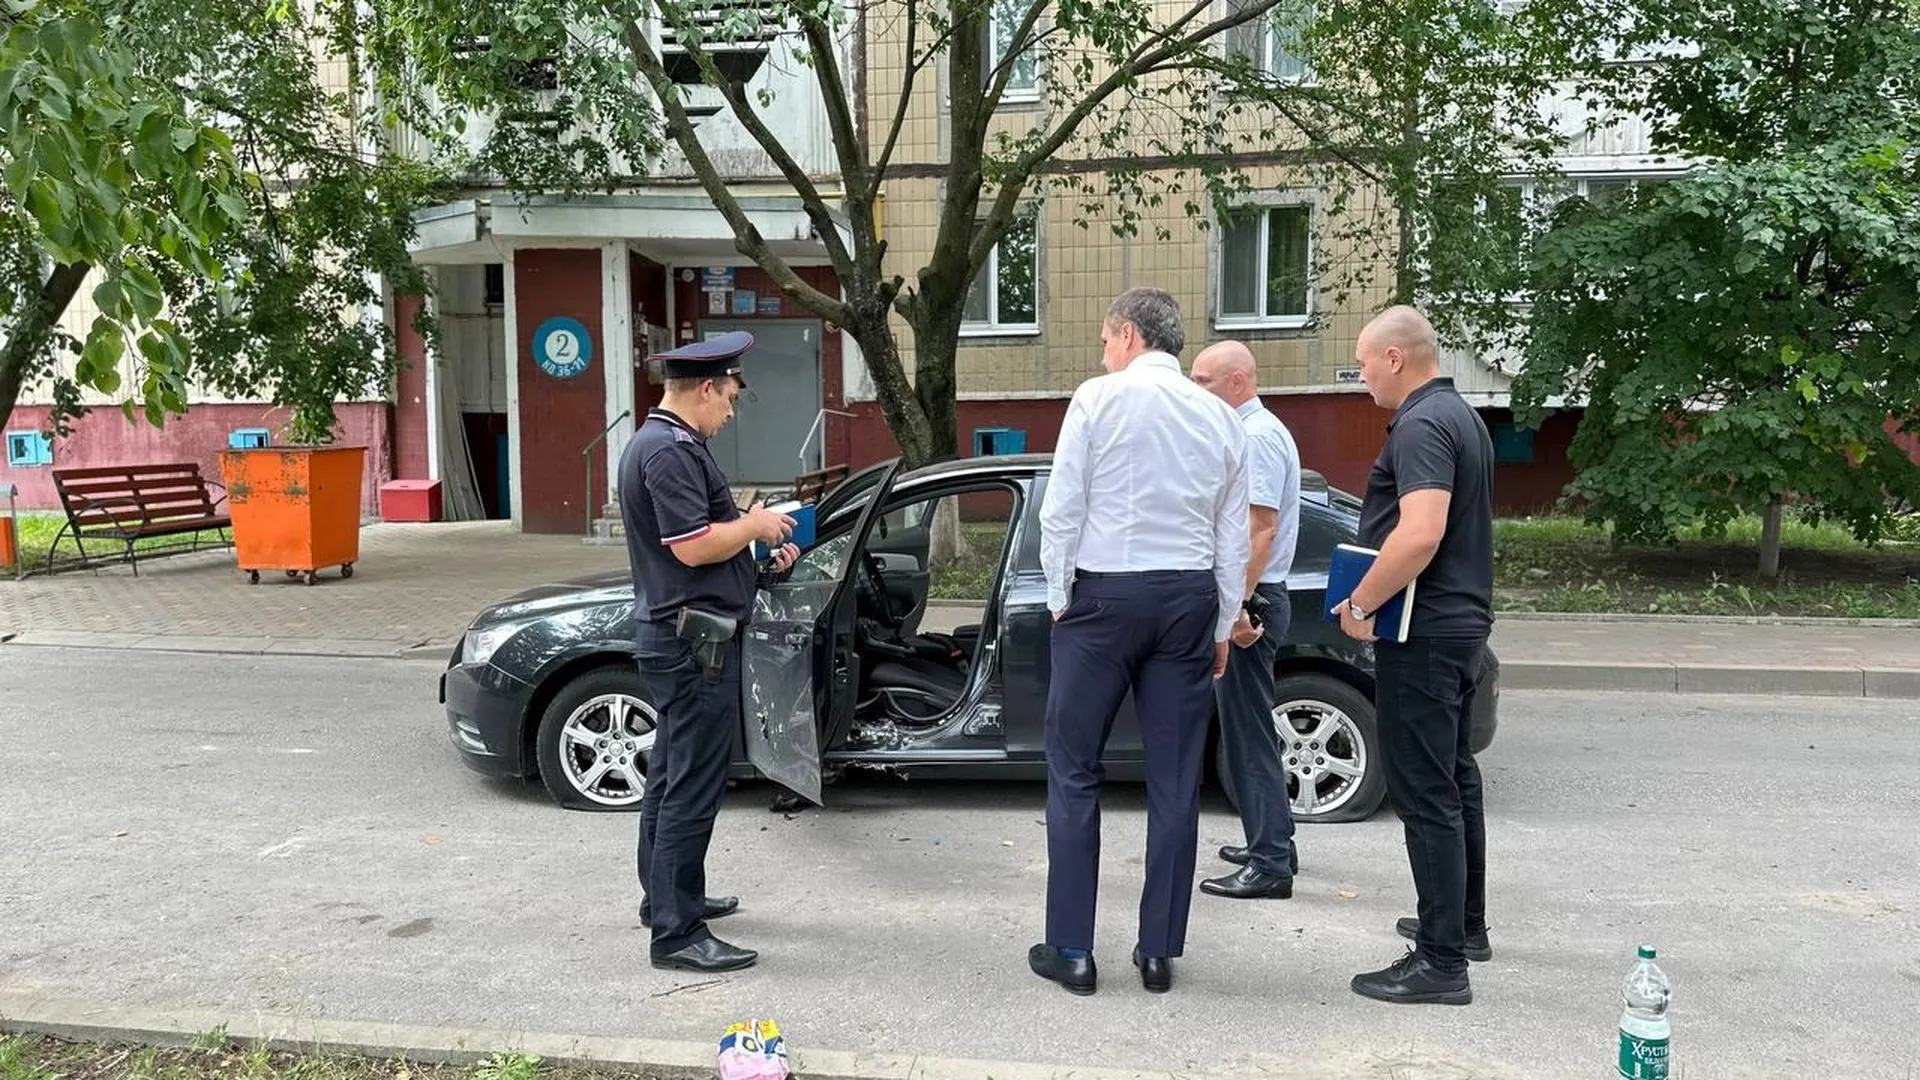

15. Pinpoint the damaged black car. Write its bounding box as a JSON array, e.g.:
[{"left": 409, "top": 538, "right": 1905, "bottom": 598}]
[{"left": 439, "top": 455, "right": 1500, "bottom": 824}]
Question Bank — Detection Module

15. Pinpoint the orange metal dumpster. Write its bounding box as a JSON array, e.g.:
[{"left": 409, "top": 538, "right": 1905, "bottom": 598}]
[{"left": 219, "top": 445, "right": 366, "bottom": 585}]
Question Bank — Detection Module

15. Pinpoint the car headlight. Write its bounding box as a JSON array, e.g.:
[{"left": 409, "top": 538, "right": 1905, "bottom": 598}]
[{"left": 462, "top": 619, "right": 531, "bottom": 667}]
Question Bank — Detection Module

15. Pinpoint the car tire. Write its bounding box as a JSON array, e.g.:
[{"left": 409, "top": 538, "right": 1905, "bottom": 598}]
[
  {"left": 534, "top": 665, "right": 658, "bottom": 812},
  {"left": 1216, "top": 672, "right": 1385, "bottom": 825}
]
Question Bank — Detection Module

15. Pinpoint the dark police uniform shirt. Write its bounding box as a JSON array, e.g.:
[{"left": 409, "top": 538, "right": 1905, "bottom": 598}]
[
  {"left": 1356, "top": 377, "right": 1496, "bottom": 640},
  {"left": 618, "top": 408, "right": 757, "bottom": 625}
]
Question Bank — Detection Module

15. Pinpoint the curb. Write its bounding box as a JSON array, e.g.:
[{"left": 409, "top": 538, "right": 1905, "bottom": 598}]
[
  {"left": 4, "top": 631, "right": 1917, "bottom": 697},
  {"left": 0, "top": 630, "right": 451, "bottom": 662},
  {"left": 0, "top": 993, "right": 1239, "bottom": 1080},
  {"left": 1494, "top": 610, "right": 1920, "bottom": 629}
]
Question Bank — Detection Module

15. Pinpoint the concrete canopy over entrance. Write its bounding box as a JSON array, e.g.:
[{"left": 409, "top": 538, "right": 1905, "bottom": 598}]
[{"left": 396, "top": 192, "right": 859, "bottom": 534}]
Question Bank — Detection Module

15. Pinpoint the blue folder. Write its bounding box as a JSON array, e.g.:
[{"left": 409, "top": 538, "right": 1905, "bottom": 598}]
[
  {"left": 752, "top": 501, "right": 816, "bottom": 560},
  {"left": 1322, "top": 543, "right": 1416, "bottom": 643}
]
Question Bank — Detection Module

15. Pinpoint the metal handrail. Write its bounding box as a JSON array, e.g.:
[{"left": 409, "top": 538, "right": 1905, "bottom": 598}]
[
  {"left": 797, "top": 407, "right": 858, "bottom": 476},
  {"left": 583, "top": 409, "right": 633, "bottom": 537}
]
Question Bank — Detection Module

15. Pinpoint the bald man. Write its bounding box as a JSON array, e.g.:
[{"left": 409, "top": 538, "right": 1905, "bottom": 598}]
[
  {"left": 1335, "top": 305, "right": 1495, "bottom": 1006},
  {"left": 1190, "top": 341, "right": 1301, "bottom": 900}
]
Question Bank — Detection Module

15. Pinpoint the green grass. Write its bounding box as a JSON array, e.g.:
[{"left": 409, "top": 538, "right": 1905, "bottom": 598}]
[
  {"left": 1495, "top": 511, "right": 1920, "bottom": 618},
  {"left": 0, "top": 1035, "right": 666, "bottom": 1080},
  {"left": 2, "top": 511, "right": 230, "bottom": 574},
  {"left": 926, "top": 521, "right": 1012, "bottom": 601},
  {"left": 920, "top": 511, "right": 1920, "bottom": 618}
]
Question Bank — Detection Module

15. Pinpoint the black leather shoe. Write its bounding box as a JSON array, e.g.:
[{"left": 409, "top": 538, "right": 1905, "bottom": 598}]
[
  {"left": 1219, "top": 843, "right": 1300, "bottom": 875},
  {"left": 639, "top": 895, "right": 740, "bottom": 928},
  {"left": 1351, "top": 949, "right": 1472, "bottom": 1005},
  {"left": 1396, "top": 916, "right": 1492, "bottom": 962},
  {"left": 1200, "top": 866, "right": 1294, "bottom": 899},
  {"left": 650, "top": 936, "right": 758, "bottom": 973},
  {"left": 1132, "top": 946, "right": 1171, "bottom": 993},
  {"left": 1028, "top": 944, "right": 1096, "bottom": 995}
]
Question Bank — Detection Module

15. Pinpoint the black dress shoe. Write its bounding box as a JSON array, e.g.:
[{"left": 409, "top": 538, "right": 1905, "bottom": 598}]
[
  {"left": 651, "top": 936, "right": 758, "bottom": 973},
  {"left": 1200, "top": 866, "right": 1294, "bottom": 899},
  {"left": 1028, "top": 943, "right": 1096, "bottom": 995},
  {"left": 1395, "top": 916, "right": 1492, "bottom": 962},
  {"left": 639, "top": 895, "right": 740, "bottom": 928},
  {"left": 1219, "top": 843, "right": 1300, "bottom": 875},
  {"left": 1351, "top": 949, "right": 1472, "bottom": 1005},
  {"left": 1132, "top": 946, "right": 1171, "bottom": 993}
]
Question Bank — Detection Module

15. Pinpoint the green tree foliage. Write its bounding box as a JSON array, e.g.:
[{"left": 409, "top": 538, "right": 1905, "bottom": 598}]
[
  {"left": 360, "top": 0, "right": 1603, "bottom": 465},
  {"left": 1, "top": 0, "right": 443, "bottom": 444},
  {"left": 1512, "top": 0, "right": 1920, "bottom": 572}
]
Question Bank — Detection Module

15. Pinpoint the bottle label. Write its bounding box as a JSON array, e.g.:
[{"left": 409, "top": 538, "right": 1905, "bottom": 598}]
[{"left": 1618, "top": 1031, "right": 1669, "bottom": 1079}]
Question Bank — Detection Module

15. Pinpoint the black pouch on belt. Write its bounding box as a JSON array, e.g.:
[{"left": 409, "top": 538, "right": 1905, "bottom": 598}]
[{"left": 675, "top": 606, "right": 738, "bottom": 683}]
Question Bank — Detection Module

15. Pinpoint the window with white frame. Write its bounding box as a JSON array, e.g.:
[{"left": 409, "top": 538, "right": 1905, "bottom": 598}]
[
  {"left": 987, "top": 0, "right": 1041, "bottom": 100},
  {"left": 1485, "top": 174, "right": 1673, "bottom": 295},
  {"left": 1225, "top": 0, "right": 1312, "bottom": 82},
  {"left": 1216, "top": 204, "right": 1312, "bottom": 327},
  {"left": 962, "top": 205, "right": 1040, "bottom": 335}
]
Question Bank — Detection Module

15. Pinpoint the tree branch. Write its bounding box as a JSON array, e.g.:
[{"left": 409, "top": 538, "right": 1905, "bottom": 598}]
[
  {"left": 0, "top": 262, "right": 91, "bottom": 430},
  {"left": 606, "top": 5, "right": 849, "bottom": 323},
  {"left": 982, "top": 0, "right": 1053, "bottom": 114},
  {"left": 797, "top": 5, "right": 870, "bottom": 201},
  {"left": 967, "top": 0, "right": 1289, "bottom": 272}
]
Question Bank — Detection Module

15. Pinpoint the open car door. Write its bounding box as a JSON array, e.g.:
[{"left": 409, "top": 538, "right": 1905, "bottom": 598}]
[{"left": 740, "top": 458, "right": 904, "bottom": 805}]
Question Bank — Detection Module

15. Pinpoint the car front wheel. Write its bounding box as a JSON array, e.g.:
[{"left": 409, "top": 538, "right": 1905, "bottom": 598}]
[
  {"left": 1216, "top": 672, "right": 1385, "bottom": 824},
  {"left": 534, "top": 665, "right": 657, "bottom": 811}
]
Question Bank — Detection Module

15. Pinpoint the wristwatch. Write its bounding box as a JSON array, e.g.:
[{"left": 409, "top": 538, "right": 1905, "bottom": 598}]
[{"left": 1347, "top": 599, "right": 1371, "bottom": 621}]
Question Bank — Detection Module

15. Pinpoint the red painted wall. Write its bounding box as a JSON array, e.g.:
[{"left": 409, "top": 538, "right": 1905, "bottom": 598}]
[
  {"left": 392, "top": 292, "right": 431, "bottom": 481},
  {"left": 514, "top": 248, "right": 607, "bottom": 534},
  {"left": 833, "top": 392, "right": 1583, "bottom": 514},
  {"left": 2, "top": 402, "right": 392, "bottom": 515}
]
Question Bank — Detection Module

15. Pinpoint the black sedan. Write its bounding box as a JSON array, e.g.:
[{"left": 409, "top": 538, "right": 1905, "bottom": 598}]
[{"left": 440, "top": 455, "right": 1500, "bottom": 823}]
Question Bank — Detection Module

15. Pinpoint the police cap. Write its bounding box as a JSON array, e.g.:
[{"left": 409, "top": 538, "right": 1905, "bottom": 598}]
[{"left": 650, "top": 330, "right": 754, "bottom": 387}]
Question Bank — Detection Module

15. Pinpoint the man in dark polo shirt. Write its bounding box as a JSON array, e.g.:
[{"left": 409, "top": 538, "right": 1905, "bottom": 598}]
[
  {"left": 1332, "top": 305, "right": 1495, "bottom": 1006},
  {"left": 619, "top": 330, "right": 798, "bottom": 974}
]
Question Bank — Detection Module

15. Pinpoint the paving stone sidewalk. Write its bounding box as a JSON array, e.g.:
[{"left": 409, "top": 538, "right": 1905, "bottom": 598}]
[{"left": 2, "top": 519, "right": 1916, "bottom": 695}]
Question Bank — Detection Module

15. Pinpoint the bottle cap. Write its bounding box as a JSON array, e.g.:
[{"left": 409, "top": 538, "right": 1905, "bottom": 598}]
[{"left": 1637, "top": 944, "right": 1656, "bottom": 959}]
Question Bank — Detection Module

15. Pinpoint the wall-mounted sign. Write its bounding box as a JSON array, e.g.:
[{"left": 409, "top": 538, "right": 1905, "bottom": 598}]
[
  {"left": 732, "top": 289, "right": 758, "bottom": 315},
  {"left": 1335, "top": 368, "right": 1361, "bottom": 383},
  {"left": 757, "top": 294, "right": 782, "bottom": 315},
  {"left": 700, "top": 266, "right": 734, "bottom": 292},
  {"left": 532, "top": 316, "right": 593, "bottom": 379}
]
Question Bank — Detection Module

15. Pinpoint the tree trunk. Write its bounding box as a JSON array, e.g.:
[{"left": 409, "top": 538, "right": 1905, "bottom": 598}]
[
  {"left": 1758, "top": 496, "right": 1784, "bottom": 579},
  {"left": 928, "top": 494, "right": 972, "bottom": 566},
  {"left": 848, "top": 316, "right": 936, "bottom": 467},
  {"left": 0, "top": 261, "right": 91, "bottom": 432},
  {"left": 910, "top": 309, "right": 962, "bottom": 464}
]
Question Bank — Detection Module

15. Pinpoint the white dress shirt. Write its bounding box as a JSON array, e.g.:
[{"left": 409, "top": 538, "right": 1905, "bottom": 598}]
[
  {"left": 1240, "top": 396, "right": 1301, "bottom": 585},
  {"left": 1040, "top": 352, "right": 1251, "bottom": 641}
]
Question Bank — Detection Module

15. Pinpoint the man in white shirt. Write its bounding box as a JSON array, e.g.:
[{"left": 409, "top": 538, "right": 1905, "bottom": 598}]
[
  {"left": 1190, "top": 340, "right": 1302, "bottom": 901},
  {"left": 1029, "top": 287, "right": 1251, "bottom": 997}
]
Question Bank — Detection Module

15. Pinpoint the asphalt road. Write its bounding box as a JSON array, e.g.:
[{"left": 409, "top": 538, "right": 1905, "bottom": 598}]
[{"left": 2, "top": 647, "right": 1917, "bottom": 1078}]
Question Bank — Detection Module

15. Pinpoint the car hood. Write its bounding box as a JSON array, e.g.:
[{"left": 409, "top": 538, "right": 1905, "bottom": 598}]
[{"left": 472, "top": 569, "right": 635, "bottom": 626}]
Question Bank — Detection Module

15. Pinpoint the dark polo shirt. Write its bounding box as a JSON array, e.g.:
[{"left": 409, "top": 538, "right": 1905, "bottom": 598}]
[
  {"left": 618, "top": 408, "right": 756, "bottom": 625},
  {"left": 1356, "top": 377, "right": 1496, "bottom": 640}
]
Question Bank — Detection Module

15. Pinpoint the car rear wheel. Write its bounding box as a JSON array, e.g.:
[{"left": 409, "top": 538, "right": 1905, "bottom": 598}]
[
  {"left": 1216, "top": 672, "right": 1385, "bottom": 824},
  {"left": 534, "top": 666, "right": 657, "bottom": 811}
]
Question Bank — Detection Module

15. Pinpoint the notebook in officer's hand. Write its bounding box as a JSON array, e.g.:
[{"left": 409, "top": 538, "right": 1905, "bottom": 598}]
[{"left": 1322, "top": 543, "right": 1416, "bottom": 644}]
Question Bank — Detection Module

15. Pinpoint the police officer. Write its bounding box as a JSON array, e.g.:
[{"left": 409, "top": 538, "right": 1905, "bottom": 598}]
[{"left": 619, "top": 330, "right": 799, "bottom": 973}]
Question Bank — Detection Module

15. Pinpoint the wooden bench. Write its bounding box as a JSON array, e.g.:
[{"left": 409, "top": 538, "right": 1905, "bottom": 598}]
[
  {"left": 49, "top": 463, "right": 233, "bottom": 575},
  {"left": 792, "top": 462, "right": 850, "bottom": 505}
]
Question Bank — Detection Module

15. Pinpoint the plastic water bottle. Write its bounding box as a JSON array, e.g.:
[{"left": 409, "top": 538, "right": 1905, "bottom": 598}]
[{"left": 1617, "top": 944, "right": 1671, "bottom": 1079}]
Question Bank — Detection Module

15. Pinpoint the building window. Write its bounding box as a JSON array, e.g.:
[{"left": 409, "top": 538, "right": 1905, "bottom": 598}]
[
  {"left": 5, "top": 431, "right": 53, "bottom": 468},
  {"left": 1225, "top": 0, "right": 1312, "bottom": 82},
  {"left": 1488, "top": 175, "right": 1672, "bottom": 295},
  {"left": 987, "top": 0, "right": 1041, "bottom": 100},
  {"left": 1216, "top": 204, "right": 1312, "bottom": 328},
  {"left": 962, "top": 205, "right": 1040, "bottom": 336}
]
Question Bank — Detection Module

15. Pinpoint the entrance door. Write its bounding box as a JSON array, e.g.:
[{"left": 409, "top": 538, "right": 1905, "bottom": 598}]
[{"left": 696, "top": 318, "right": 822, "bottom": 485}]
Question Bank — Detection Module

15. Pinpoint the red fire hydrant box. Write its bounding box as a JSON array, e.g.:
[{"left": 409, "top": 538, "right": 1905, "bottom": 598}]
[{"left": 379, "top": 479, "right": 443, "bottom": 523}]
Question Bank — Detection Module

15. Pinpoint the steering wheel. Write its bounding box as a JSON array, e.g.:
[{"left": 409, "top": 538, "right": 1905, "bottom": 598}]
[{"left": 855, "top": 551, "right": 901, "bottom": 629}]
